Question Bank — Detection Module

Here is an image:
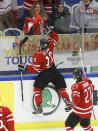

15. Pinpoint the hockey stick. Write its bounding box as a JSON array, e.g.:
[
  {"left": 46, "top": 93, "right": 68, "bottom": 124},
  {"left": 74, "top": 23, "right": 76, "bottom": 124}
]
[
  {"left": 79, "top": 48, "right": 86, "bottom": 78},
  {"left": 40, "top": 21, "right": 51, "bottom": 38},
  {"left": 19, "top": 37, "right": 28, "bottom": 47},
  {"left": 40, "top": 21, "right": 45, "bottom": 38},
  {"left": 55, "top": 61, "right": 63, "bottom": 68},
  {"left": 79, "top": 48, "right": 96, "bottom": 120},
  {"left": 18, "top": 37, "right": 28, "bottom": 101}
]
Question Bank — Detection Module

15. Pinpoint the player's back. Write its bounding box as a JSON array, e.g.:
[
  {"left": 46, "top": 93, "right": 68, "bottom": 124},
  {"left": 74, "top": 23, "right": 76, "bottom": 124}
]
[
  {"left": 72, "top": 78, "right": 94, "bottom": 118},
  {"left": 79, "top": 78, "right": 93, "bottom": 107}
]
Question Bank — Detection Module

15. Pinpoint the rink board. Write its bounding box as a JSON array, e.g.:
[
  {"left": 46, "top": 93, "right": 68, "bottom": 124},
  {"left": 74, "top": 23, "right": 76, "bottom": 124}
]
[
  {"left": 0, "top": 82, "right": 14, "bottom": 113},
  {"left": 0, "top": 76, "right": 98, "bottom": 130}
]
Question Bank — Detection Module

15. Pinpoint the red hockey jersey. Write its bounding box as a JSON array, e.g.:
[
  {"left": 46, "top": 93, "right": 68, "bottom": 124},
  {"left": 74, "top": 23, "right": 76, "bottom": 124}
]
[
  {"left": 23, "top": 16, "right": 47, "bottom": 35},
  {"left": 27, "top": 31, "right": 58, "bottom": 73},
  {"left": 71, "top": 78, "right": 94, "bottom": 118},
  {"left": 0, "top": 106, "right": 15, "bottom": 131}
]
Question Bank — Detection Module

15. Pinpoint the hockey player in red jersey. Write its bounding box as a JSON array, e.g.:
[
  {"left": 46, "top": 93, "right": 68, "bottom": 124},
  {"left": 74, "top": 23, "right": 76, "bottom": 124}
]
[
  {"left": 65, "top": 68, "right": 94, "bottom": 131},
  {"left": 0, "top": 106, "right": 15, "bottom": 131},
  {"left": 18, "top": 30, "right": 70, "bottom": 114}
]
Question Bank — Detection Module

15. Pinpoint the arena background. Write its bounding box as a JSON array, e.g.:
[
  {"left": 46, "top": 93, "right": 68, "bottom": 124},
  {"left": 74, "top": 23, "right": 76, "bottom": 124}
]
[
  {"left": 0, "top": 0, "right": 98, "bottom": 130},
  {"left": 0, "top": 35, "right": 98, "bottom": 130}
]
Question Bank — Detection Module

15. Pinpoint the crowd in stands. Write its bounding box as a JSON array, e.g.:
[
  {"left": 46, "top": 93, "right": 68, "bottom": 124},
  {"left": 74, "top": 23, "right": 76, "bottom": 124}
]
[
  {"left": 0, "top": 0, "right": 98, "bottom": 36},
  {"left": 0, "top": 0, "right": 18, "bottom": 31}
]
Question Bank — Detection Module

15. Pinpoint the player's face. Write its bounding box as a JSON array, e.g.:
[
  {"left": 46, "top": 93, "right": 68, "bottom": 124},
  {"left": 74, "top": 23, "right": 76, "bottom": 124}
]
[{"left": 82, "top": 0, "right": 91, "bottom": 5}]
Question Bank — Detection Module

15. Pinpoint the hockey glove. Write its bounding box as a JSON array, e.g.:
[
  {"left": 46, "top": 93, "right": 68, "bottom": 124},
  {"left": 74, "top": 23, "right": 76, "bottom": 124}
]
[
  {"left": 18, "top": 64, "right": 26, "bottom": 71},
  {"left": 64, "top": 100, "right": 73, "bottom": 112},
  {"left": 65, "top": 104, "right": 72, "bottom": 112}
]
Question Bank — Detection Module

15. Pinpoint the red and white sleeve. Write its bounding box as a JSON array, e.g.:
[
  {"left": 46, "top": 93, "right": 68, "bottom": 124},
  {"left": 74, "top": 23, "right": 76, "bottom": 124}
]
[{"left": 71, "top": 84, "right": 81, "bottom": 105}]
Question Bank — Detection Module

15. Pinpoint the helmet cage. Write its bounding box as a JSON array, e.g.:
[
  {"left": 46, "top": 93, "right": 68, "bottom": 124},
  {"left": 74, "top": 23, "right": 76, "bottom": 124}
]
[
  {"left": 73, "top": 68, "right": 83, "bottom": 81},
  {"left": 39, "top": 39, "right": 49, "bottom": 50}
]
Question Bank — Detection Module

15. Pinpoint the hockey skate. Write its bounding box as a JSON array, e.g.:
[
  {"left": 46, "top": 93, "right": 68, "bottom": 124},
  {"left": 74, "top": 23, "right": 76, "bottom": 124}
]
[{"left": 32, "top": 106, "right": 43, "bottom": 116}]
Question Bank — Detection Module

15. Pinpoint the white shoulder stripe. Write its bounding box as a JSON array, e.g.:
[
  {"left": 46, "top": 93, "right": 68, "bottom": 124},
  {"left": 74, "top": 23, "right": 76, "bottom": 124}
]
[
  {"left": 73, "top": 94, "right": 80, "bottom": 97},
  {"left": 32, "top": 66, "right": 41, "bottom": 72}
]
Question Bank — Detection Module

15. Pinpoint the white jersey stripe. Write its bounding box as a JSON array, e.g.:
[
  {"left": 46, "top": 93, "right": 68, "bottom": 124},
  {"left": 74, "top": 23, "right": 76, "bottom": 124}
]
[
  {"left": 24, "top": 2, "right": 32, "bottom": 7},
  {"left": 7, "top": 118, "right": 14, "bottom": 122},
  {"left": 32, "top": 66, "right": 41, "bottom": 72},
  {"left": 72, "top": 91, "right": 80, "bottom": 95},
  {"left": 73, "top": 94, "right": 80, "bottom": 97},
  {"left": 32, "top": 64, "right": 40, "bottom": 67},
  {"left": 34, "top": 91, "right": 41, "bottom": 94},
  {"left": 53, "top": 39, "right": 57, "bottom": 46},
  {"left": 73, "top": 109, "right": 92, "bottom": 114},
  {"left": 35, "top": 94, "right": 41, "bottom": 97},
  {"left": 74, "top": 105, "right": 92, "bottom": 110},
  {"left": 6, "top": 114, "right": 12, "bottom": 118}
]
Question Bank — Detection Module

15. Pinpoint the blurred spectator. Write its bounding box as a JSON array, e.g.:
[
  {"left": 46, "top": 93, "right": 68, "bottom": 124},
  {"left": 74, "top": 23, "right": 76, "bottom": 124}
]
[
  {"left": 18, "top": 0, "right": 40, "bottom": 30},
  {"left": 42, "top": 0, "right": 60, "bottom": 16},
  {"left": 24, "top": 0, "right": 40, "bottom": 17},
  {"left": 48, "top": 2, "right": 71, "bottom": 34},
  {"left": 72, "top": 0, "right": 98, "bottom": 33},
  {"left": 22, "top": 0, "right": 60, "bottom": 30},
  {"left": 0, "top": 0, "right": 18, "bottom": 31},
  {"left": 23, "top": 3, "right": 48, "bottom": 35},
  {"left": 23, "top": 0, "right": 60, "bottom": 17}
]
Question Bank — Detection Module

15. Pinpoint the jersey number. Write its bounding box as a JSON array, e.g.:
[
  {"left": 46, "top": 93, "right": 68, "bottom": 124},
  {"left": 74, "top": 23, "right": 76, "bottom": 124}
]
[
  {"left": 84, "top": 87, "right": 92, "bottom": 103},
  {"left": 46, "top": 51, "right": 53, "bottom": 66}
]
